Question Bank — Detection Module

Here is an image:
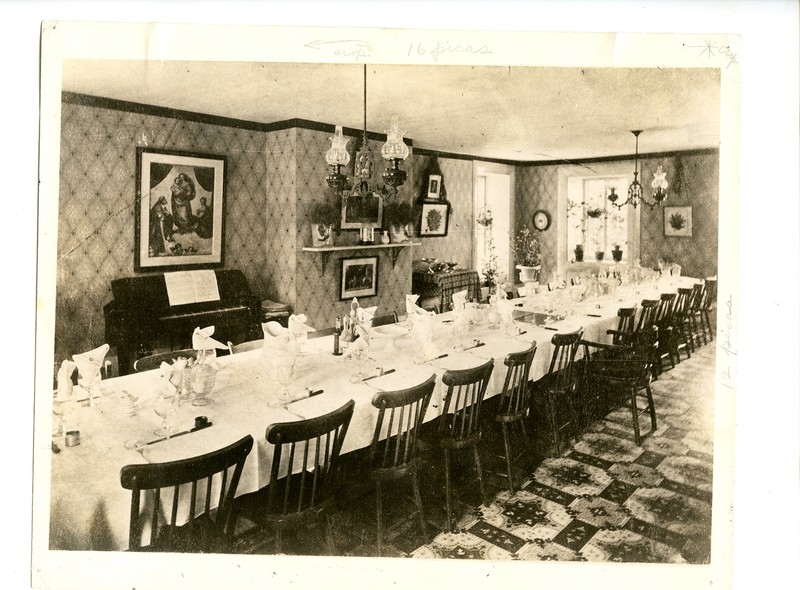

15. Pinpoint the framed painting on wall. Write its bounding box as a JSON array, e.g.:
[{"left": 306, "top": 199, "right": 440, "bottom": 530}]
[
  {"left": 427, "top": 174, "right": 442, "bottom": 200},
  {"left": 340, "top": 256, "right": 379, "bottom": 300},
  {"left": 135, "top": 147, "right": 227, "bottom": 272},
  {"left": 418, "top": 200, "right": 450, "bottom": 237},
  {"left": 664, "top": 206, "right": 693, "bottom": 237}
]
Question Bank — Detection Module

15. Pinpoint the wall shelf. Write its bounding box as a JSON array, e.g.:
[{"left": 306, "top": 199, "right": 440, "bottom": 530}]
[{"left": 302, "top": 242, "right": 420, "bottom": 272}]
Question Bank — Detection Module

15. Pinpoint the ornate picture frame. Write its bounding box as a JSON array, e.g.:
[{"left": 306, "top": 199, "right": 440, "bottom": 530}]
[
  {"left": 135, "top": 147, "right": 226, "bottom": 272},
  {"left": 418, "top": 200, "right": 450, "bottom": 237},
  {"left": 664, "top": 206, "right": 693, "bottom": 237},
  {"left": 340, "top": 256, "right": 379, "bottom": 300},
  {"left": 341, "top": 193, "right": 383, "bottom": 230}
]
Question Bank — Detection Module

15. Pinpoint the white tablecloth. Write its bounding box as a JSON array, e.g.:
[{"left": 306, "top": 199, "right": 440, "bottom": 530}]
[{"left": 48, "top": 275, "right": 699, "bottom": 551}]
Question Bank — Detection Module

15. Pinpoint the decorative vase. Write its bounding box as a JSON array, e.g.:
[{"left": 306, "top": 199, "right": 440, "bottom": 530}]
[
  {"left": 516, "top": 265, "right": 541, "bottom": 284},
  {"left": 574, "top": 248, "right": 584, "bottom": 262},
  {"left": 612, "top": 248, "right": 623, "bottom": 262},
  {"left": 311, "top": 223, "right": 333, "bottom": 247},
  {"left": 595, "top": 251, "right": 605, "bottom": 261},
  {"left": 381, "top": 231, "right": 390, "bottom": 245}
]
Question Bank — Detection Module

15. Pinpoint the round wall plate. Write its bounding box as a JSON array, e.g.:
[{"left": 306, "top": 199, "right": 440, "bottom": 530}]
[{"left": 533, "top": 209, "right": 551, "bottom": 231}]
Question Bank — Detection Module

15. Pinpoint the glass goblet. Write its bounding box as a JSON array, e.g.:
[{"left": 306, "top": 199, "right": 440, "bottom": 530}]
[
  {"left": 453, "top": 320, "right": 469, "bottom": 351},
  {"left": 189, "top": 361, "right": 217, "bottom": 407},
  {"left": 153, "top": 390, "right": 179, "bottom": 437}
]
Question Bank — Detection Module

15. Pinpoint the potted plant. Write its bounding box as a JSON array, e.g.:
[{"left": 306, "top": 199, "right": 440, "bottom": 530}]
[
  {"left": 595, "top": 250, "right": 605, "bottom": 261},
  {"left": 511, "top": 225, "right": 542, "bottom": 284},
  {"left": 309, "top": 199, "right": 340, "bottom": 247},
  {"left": 612, "top": 243, "right": 624, "bottom": 262},
  {"left": 382, "top": 199, "right": 415, "bottom": 243},
  {"left": 574, "top": 244, "right": 584, "bottom": 262}
]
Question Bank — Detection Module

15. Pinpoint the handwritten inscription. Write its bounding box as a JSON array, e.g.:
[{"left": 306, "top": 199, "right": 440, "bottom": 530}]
[
  {"left": 685, "top": 39, "right": 738, "bottom": 69},
  {"left": 719, "top": 293, "right": 736, "bottom": 390},
  {"left": 408, "top": 41, "right": 492, "bottom": 63},
  {"left": 304, "top": 40, "right": 371, "bottom": 62}
]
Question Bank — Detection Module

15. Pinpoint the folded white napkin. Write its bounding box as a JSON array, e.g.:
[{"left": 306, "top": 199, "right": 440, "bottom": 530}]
[
  {"left": 159, "top": 358, "right": 189, "bottom": 394},
  {"left": 356, "top": 306, "right": 377, "bottom": 327},
  {"left": 56, "top": 359, "right": 76, "bottom": 400},
  {"left": 405, "top": 294, "right": 430, "bottom": 316},
  {"left": 262, "top": 321, "right": 288, "bottom": 337},
  {"left": 288, "top": 313, "right": 316, "bottom": 334},
  {"left": 344, "top": 332, "right": 370, "bottom": 358},
  {"left": 192, "top": 326, "right": 228, "bottom": 350},
  {"left": 72, "top": 343, "right": 110, "bottom": 387}
]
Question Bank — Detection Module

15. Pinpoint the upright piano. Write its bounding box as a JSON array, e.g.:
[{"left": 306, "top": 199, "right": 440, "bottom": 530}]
[{"left": 104, "top": 269, "right": 260, "bottom": 375}]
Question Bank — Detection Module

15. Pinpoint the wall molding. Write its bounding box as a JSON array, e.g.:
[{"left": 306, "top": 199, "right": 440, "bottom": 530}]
[{"left": 61, "top": 91, "right": 717, "bottom": 165}]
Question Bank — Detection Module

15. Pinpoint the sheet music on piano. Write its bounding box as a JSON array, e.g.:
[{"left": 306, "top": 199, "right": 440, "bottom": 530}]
[{"left": 164, "top": 270, "right": 221, "bottom": 306}]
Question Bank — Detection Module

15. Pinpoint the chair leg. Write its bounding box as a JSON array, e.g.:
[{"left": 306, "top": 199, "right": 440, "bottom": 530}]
[
  {"left": 324, "top": 514, "right": 336, "bottom": 555},
  {"left": 473, "top": 444, "right": 488, "bottom": 506},
  {"left": 645, "top": 384, "right": 657, "bottom": 431},
  {"left": 375, "top": 481, "right": 383, "bottom": 556},
  {"left": 546, "top": 391, "right": 561, "bottom": 456},
  {"left": 411, "top": 469, "right": 428, "bottom": 541},
  {"left": 501, "top": 423, "right": 515, "bottom": 494},
  {"left": 630, "top": 386, "right": 641, "bottom": 445},
  {"left": 443, "top": 448, "right": 453, "bottom": 532},
  {"left": 275, "top": 528, "right": 282, "bottom": 553}
]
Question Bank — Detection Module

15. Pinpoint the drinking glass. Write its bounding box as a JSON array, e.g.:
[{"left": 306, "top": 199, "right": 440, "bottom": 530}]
[
  {"left": 153, "top": 390, "right": 179, "bottom": 437},
  {"left": 348, "top": 347, "right": 370, "bottom": 383},
  {"left": 453, "top": 319, "right": 469, "bottom": 351},
  {"left": 190, "top": 361, "right": 217, "bottom": 407}
]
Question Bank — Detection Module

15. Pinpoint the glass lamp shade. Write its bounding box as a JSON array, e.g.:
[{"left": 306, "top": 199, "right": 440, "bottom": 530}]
[
  {"left": 325, "top": 125, "right": 351, "bottom": 167},
  {"left": 651, "top": 165, "right": 669, "bottom": 201},
  {"left": 381, "top": 116, "right": 410, "bottom": 161}
]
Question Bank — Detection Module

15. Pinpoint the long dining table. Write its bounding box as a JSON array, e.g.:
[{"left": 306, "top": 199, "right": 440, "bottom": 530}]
[{"left": 47, "top": 273, "right": 700, "bottom": 552}]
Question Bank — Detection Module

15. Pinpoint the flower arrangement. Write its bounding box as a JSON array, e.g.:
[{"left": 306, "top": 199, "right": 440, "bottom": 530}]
[
  {"left": 309, "top": 199, "right": 341, "bottom": 227},
  {"left": 511, "top": 226, "right": 542, "bottom": 267},
  {"left": 382, "top": 199, "right": 415, "bottom": 228},
  {"left": 476, "top": 206, "right": 493, "bottom": 228}
]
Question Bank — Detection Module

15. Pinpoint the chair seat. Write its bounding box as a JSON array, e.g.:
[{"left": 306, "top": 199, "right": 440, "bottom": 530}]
[{"left": 437, "top": 429, "right": 482, "bottom": 450}]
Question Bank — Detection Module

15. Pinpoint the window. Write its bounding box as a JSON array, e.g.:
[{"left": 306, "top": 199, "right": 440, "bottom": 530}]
[{"left": 567, "top": 175, "right": 632, "bottom": 262}]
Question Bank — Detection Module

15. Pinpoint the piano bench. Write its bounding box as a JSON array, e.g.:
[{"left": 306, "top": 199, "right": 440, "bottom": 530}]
[{"left": 260, "top": 299, "right": 291, "bottom": 327}]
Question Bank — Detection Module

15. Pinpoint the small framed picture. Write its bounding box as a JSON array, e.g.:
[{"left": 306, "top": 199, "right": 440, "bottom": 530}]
[
  {"left": 427, "top": 174, "right": 442, "bottom": 200},
  {"left": 418, "top": 200, "right": 450, "bottom": 237},
  {"left": 664, "top": 206, "right": 693, "bottom": 237},
  {"left": 340, "top": 256, "right": 379, "bottom": 300}
]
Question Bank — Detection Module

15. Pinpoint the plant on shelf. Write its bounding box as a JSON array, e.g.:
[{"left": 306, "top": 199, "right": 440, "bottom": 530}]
[
  {"left": 382, "top": 199, "right": 415, "bottom": 242},
  {"left": 574, "top": 244, "right": 584, "bottom": 262},
  {"left": 612, "top": 241, "right": 625, "bottom": 262},
  {"left": 309, "top": 199, "right": 340, "bottom": 247}
]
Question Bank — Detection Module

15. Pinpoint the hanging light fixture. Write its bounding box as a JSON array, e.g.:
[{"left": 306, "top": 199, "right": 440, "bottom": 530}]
[
  {"left": 325, "top": 65, "right": 409, "bottom": 197},
  {"left": 608, "top": 130, "right": 667, "bottom": 209}
]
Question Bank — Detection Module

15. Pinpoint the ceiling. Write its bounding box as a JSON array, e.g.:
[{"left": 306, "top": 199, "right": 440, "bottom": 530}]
[{"left": 61, "top": 60, "right": 721, "bottom": 162}]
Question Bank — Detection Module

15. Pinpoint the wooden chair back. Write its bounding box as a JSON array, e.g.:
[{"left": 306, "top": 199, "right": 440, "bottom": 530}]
[
  {"left": 675, "top": 288, "right": 693, "bottom": 317},
  {"left": 689, "top": 283, "right": 704, "bottom": 312},
  {"left": 701, "top": 278, "right": 717, "bottom": 311},
  {"left": 369, "top": 374, "right": 436, "bottom": 478},
  {"left": 496, "top": 341, "right": 538, "bottom": 422},
  {"left": 120, "top": 435, "right": 254, "bottom": 552},
  {"left": 438, "top": 359, "right": 495, "bottom": 446},
  {"left": 371, "top": 312, "right": 399, "bottom": 327},
  {"left": 608, "top": 306, "right": 637, "bottom": 344},
  {"left": 637, "top": 300, "right": 660, "bottom": 332},
  {"left": 133, "top": 349, "right": 198, "bottom": 372},
  {"left": 546, "top": 328, "right": 584, "bottom": 392},
  {"left": 264, "top": 399, "right": 355, "bottom": 519},
  {"left": 657, "top": 293, "right": 677, "bottom": 324}
]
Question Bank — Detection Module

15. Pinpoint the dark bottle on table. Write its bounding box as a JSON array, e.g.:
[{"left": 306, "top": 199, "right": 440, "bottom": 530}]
[{"left": 333, "top": 315, "right": 342, "bottom": 356}]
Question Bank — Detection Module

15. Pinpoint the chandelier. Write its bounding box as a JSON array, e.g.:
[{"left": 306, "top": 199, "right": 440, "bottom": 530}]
[
  {"left": 325, "top": 65, "right": 409, "bottom": 197},
  {"left": 608, "top": 130, "right": 668, "bottom": 209}
]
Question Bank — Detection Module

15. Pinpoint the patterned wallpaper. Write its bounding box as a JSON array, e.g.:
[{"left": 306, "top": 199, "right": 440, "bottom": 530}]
[
  {"left": 514, "top": 151, "right": 719, "bottom": 282},
  {"left": 55, "top": 96, "right": 718, "bottom": 366},
  {"left": 56, "top": 101, "right": 269, "bottom": 362}
]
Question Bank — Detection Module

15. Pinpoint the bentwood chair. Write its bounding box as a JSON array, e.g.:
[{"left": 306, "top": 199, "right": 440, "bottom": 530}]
[
  {"left": 234, "top": 400, "right": 355, "bottom": 554},
  {"left": 534, "top": 328, "right": 584, "bottom": 456},
  {"left": 437, "top": 359, "right": 495, "bottom": 532},
  {"left": 494, "top": 341, "right": 538, "bottom": 494},
  {"left": 133, "top": 349, "right": 198, "bottom": 372},
  {"left": 606, "top": 306, "right": 638, "bottom": 345},
  {"left": 371, "top": 312, "right": 399, "bottom": 327},
  {"left": 120, "top": 435, "right": 254, "bottom": 552},
  {"left": 580, "top": 326, "right": 659, "bottom": 445},
  {"left": 368, "top": 374, "right": 436, "bottom": 554}
]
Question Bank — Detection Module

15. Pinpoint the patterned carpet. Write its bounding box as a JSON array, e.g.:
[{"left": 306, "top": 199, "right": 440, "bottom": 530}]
[{"left": 234, "top": 342, "right": 715, "bottom": 564}]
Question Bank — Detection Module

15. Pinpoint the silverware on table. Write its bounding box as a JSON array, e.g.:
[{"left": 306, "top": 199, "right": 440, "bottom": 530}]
[{"left": 363, "top": 368, "right": 395, "bottom": 382}]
